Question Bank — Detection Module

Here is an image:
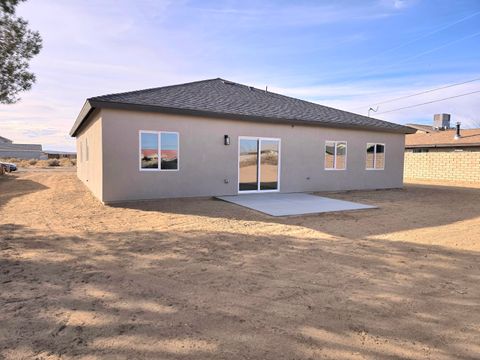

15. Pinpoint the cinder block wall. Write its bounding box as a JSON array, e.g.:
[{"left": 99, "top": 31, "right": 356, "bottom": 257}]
[{"left": 404, "top": 151, "right": 480, "bottom": 182}]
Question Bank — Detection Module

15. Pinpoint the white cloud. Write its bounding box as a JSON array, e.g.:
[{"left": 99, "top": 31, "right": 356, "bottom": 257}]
[
  {"left": 394, "top": 0, "right": 407, "bottom": 9},
  {"left": 3, "top": 0, "right": 478, "bottom": 153},
  {"left": 196, "top": 2, "right": 395, "bottom": 27},
  {"left": 380, "top": 0, "right": 411, "bottom": 10}
]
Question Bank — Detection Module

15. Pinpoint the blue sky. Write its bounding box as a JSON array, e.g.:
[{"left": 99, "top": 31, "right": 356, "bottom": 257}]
[{"left": 1, "top": 0, "right": 479, "bottom": 151}]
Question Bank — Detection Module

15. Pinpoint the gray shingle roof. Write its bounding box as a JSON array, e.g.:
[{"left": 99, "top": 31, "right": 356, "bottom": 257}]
[{"left": 70, "top": 78, "right": 414, "bottom": 136}]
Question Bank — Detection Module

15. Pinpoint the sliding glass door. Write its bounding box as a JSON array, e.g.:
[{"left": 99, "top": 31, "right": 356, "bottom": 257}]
[
  {"left": 239, "top": 137, "right": 280, "bottom": 192},
  {"left": 239, "top": 139, "right": 259, "bottom": 191}
]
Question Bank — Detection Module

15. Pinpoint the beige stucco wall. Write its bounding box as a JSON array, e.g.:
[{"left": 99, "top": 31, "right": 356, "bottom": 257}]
[
  {"left": 76, "top": 110, "right": 103, "bottom": 200},
  {"left": 95, "top": 108, "right": 406, "bottom": 203}
]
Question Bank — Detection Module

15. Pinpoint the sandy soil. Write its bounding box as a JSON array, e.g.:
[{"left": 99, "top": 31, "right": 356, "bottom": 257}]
[
  {"left": 240, "top": 164, "right": 278, "bottom": 183},
  {"left": 1, "top": 171, "right": 479, "bottom": 359}
]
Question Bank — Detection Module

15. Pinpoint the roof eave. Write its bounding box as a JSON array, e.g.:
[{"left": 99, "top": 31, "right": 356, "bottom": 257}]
[
  {"left": 403, "top": 126, "right": 419, "bottom": 134},
  {"left": 70, "top": 100, "right": 94, "bottom": 137},
  {"left": 73, "top": 100, "right": 414, "bottom": 135},
  {"left": 406, "top": 143, "right": 480, "bottom": 148}
]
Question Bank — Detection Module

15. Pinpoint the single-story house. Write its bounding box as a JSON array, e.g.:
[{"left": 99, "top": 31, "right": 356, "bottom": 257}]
[
  {"left": 0, "top": 135, "right": 44, "bottom": 159},
  {"left": 70, "top": 78, "right": 414, "bottom": 203},
  {"left": 405, "top": 117, "right": 480, "bottom": 182}
]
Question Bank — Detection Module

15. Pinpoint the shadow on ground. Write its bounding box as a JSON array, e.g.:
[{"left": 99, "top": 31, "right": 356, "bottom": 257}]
[
  {"left": 112, "top": 183, "right": 480, "bottom": 239},
  {"left": 0, "top": 174, "right": 48, "bottom": 210},
  {"left": 1, "top": 223, "right": 479, "bottom": 359}
]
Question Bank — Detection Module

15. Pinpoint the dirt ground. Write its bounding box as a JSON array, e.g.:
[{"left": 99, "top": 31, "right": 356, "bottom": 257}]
[{"left": 1, "top": 170, "right": 479, "bottom": 360}]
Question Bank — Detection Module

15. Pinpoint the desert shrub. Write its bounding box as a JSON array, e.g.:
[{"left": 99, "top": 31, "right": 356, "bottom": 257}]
[
  {"left": 0, "top": 165, "right": 4, "bottom": 176},
  {"left": 0, "top": 158, "right": 35, "bottom": 167},
  {"left": 35, "top": 160, "right": 49, "bottom": 167},
  {"left": 47, "top": 159, "right": 60, "bottom": 167},
  {"left": 18, "top": 160, "right": 30, "bottom": 168},
  {"left": 0, "top": 158, "right": 17, "bottom": 163},
  {"left": 70, "top": 159, "right": 76, "bottom": 166},
  {"left": 59, "top": 158, "right": 75, "bottom": 167}
]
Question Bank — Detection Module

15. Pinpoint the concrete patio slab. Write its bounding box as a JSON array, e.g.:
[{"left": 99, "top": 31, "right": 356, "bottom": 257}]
[{"left": 216, "top": 193, "right": 376, "bottom": 216}]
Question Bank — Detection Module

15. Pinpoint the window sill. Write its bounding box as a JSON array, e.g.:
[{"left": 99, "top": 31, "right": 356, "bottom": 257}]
[{"left": 139, "top": 169, "right": 179, "bottom": 172}]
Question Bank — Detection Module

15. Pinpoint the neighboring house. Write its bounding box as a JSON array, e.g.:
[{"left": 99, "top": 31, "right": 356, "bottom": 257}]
[
  {"left": 70, "top": 78, "right": 414, "bottom": 203},
  {"left": 44, "top": 150, "right": 77, "bottom": 159},
  {"left": 0, "top": 136, "right": 44, "bottom": 159},
  {"left": 0, "top": 135, "right": 13, "bottom": 144},
  {"left": 407, "top": 113, "right": 452, "bottom": 134},
  {"left": 405, "top": 116, "right": 480, "bottom": 182}
]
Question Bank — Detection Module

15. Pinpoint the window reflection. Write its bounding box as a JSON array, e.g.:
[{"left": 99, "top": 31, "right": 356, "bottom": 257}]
[
  {"left": 325, "top": 141, "right": 335, "bottom": 169},
  {"left": 141, "top": 133, "right": 159, "bottom": 169},
  {"left": 366, "top": 143, "right": 376, "bottom": 169},
  {"left": 336, "top": 142, "right": 346, "bottom": 170},
  {"left": 239, "top": 139, "right": 258, "bottom": 191},
  {"left": 260, "top": 140, "right": 279, "bottom": 190},
  {"left": 375, "top": 144, "right": 385, "bottom": 169},
  {"left": 161, "top": 132, "right": 178, "bottom": 170}
]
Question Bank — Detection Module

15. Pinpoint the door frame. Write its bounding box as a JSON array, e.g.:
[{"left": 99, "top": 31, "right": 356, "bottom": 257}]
[{"left": 238, "top": 136, "right": 281, "bottom": 194}]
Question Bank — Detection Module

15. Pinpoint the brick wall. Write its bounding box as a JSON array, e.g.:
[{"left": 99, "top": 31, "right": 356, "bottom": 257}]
[{"left": 404, "top": 150, "right": 480, "bottom": 182}]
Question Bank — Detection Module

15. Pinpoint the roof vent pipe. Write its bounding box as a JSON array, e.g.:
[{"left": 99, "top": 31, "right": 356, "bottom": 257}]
[{"left": 454, "top": 122, "right": 461, "bottom": 140}]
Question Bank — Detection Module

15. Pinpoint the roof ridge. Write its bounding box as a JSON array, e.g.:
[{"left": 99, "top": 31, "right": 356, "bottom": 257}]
[
  {"left": 203, "top": 78, "right": 398, "bottom": 127},
  {"left": 243, "top": 84, "right": 399, "bottom": 128},
  {"left": 89, "top": 77, "right": 402, "bottom": 128},
  {"left": 89, "top": 78, "right": 223, "bottom": 101}
]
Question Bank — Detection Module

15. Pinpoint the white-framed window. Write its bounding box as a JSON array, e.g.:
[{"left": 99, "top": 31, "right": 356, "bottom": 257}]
[
  {"left": 366, "top": 143, "right": 385, "bottom": 170},
  {"left": 139, "top": 130, "right": 179, "bottom": 171},
  {"left": 325, "top": 141, "right": 347, "bottom": 170},
  {"left": 79, "top": 141, "right": 83, "bottom": 162}
]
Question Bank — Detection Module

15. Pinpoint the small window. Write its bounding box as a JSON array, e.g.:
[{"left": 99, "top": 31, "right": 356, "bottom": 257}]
[
  {"left": 140, "top": 131, "right": 179, "bottom": 171},
  {"left": 366, "top": 143, "right": 385, "bottom": 170},
  {"left": 325, "top": 141, "right": 347, "bottom": 170},
  {"left": 79, "top": 141, "right": 83, "bottom": 162},
  {"left": 85, "top": 138, "right": 89, "bottom": 162},
  {"left": 413, "top": 148, "right": 429, "bottom": 153}
]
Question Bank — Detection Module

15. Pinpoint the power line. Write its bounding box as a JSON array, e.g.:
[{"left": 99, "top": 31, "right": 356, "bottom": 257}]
[
  {"left": 359, "top": 10, "right": 480, "bottom": 64},
  {"left": 310, "top": 13, "right": 480, "bottom": 85},
  {"left": 376, "top": 90, "right": 480, "bottom": 115},
  {"left": 358, "top": 30, "right": 480, "bottom": 82},
  {"left": 353, "top": 76, "right": 480, "bottom": 110}
]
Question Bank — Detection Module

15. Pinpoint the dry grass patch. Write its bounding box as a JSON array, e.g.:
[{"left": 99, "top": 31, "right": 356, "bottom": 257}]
[{"left": 0, "top": 157, "right": 76, "bottom": 168}]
